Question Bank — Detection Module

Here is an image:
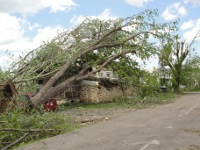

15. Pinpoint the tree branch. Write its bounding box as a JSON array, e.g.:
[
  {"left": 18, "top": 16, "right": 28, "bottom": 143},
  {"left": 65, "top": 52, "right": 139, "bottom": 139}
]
[
  {"left": 51, "top": 49, "right": 137, "bottom": 94},
  {"left": 1, "top": 132, "right": 29, "bottom": 150},
  {"left": 77, "top": 49, "right": 137, "bottom": 81}
]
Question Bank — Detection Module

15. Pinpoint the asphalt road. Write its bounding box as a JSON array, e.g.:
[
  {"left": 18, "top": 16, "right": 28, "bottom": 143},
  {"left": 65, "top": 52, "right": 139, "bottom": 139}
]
[{"left": 17, "top": 93, "right": 200, "bottom": 150}]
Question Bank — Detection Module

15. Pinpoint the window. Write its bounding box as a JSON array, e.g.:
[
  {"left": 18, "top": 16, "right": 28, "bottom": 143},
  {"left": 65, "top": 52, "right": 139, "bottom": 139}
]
[{"left": 106, "top": 72, "right": 111, "bottom": 78}]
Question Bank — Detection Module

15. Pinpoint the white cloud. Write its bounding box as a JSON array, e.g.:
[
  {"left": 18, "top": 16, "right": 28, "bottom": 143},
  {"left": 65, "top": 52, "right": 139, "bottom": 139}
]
[
  {"left": 0, "top": 0, "right": 77, "bottom": 15},
  {"left": 70, "top": 15, "right": 86, "bottom": 26},
  {"left": 0, "top": 12, "right": 66, "bottom": 50},
  {"left": 98, "top": 8, "right": 116, "bottom": 20},
  {"left": 178, "top": 6, "right": 187, "bottom": 15},
  {"left": 44, "top": 0, "right": 78, "bottom": 13},
  {"left": 184, "top": 0, "right": 200, "bottom": 6},
  {"left": 0, "top": 13, "right": 25, "bottom": 46},
  {"left": 0, "top": 13, "right": 37, "bottom": 51},
  {"left": 0, "top": 55, "right": 11, "bottom": 69},
  {"left": 181, "top": 20, "right": 195, "bottom": 30},
  {"left": 124, "top": 0, "right": 153, "bottom": 7},
  {"left": 0, "top": 25, "right": 65, "bottom": 69},
  {"left": 0, "top": 25, "right": 65, "bottom": 52},
  {"left": 182, "top": 18, "right": 200, "bottom": 42},
  {"left": 0, "top": 12, "right": 66, "bottom": 69},
  {"left": 32, "top": 26, "right": 65, "bottom": 48},
  {"left": 70, "top": 8, "right": 117, "bottom": 26},
  {"left": 162, "top": 2, "right": 187, "bottom": 21}
]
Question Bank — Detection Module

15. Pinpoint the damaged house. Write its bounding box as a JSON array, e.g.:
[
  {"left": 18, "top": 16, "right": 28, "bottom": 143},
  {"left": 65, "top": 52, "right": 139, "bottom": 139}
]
[
  {"left": 38, "top": 67, "right": 134, "bottom": 104},
  {"left": 79, "top": 68, "right": 124, "bottom": 103}
]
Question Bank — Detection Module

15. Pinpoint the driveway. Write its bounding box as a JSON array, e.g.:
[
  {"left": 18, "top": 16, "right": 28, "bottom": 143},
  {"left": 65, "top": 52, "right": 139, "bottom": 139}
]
[{"left": 17, "top": 93, "right": 200, "bottom": 150}]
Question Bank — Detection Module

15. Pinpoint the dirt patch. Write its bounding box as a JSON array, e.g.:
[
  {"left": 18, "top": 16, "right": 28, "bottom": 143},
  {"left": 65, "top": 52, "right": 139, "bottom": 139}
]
[
  {"left": 184, "top": 128, "right": 200, "bottom": 135},
  {"left": 179, "top": 129, "right": 200, "bottom": 150},
  {"left": 187, "top": 145, "right": 200, "bottom": 150},
  {"left": 57, "top": 107, "right": 134, "bottom": 125},
  {"left": 175, "top": 145, "right": 200, "bottom": 150}
]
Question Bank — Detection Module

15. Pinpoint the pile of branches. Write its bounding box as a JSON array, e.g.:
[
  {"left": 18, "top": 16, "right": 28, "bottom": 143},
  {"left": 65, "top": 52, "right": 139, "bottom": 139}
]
[
  {"left": 0, "top": 112, "right": 78, "bottom": 150},
  {"left": 0, "top": 127, "right": 62, "bottom": 150}
]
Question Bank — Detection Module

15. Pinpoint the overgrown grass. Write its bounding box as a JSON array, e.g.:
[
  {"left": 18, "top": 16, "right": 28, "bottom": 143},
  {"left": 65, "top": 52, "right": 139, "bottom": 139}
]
[
  {"left": 0, "top": 110, "right": 81, "bottom": 150},
  {"left": 63, "top": 92, "right": 178, "bottom": 110},
  {"left": 188, "top": 86, "right": 200, "bottom": 92},
  {"left": 116, "top": 92, "right": 178, "bottom": 108}
]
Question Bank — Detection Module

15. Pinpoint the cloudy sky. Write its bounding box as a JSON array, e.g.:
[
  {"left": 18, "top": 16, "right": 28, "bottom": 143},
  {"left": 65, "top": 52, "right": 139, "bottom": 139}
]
[{"left": 0, "top": 0, "right": 200, "bottom": 70}]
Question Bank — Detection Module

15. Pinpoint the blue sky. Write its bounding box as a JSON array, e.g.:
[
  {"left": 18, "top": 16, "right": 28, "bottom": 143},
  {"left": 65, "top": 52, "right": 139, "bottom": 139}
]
[{"left": 0, "top": 0, "right": 200, "bottom": 71}]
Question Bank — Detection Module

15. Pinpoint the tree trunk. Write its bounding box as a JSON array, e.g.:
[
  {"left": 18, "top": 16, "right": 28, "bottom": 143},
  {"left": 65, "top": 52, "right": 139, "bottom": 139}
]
[
  {"left": 31, "top": 75, "right": 79, "bottom": 106},
  {"left": 172, "top": 65, "right": 182, "bottom": 93},
  {"left": 172, "top": 80, "right": 180, "bottom": 93}
]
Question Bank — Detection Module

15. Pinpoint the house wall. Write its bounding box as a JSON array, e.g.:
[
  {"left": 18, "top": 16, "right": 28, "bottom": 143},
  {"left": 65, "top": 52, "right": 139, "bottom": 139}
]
[{"left": 79, "top": 84, "right": 135, "bottom": 103}]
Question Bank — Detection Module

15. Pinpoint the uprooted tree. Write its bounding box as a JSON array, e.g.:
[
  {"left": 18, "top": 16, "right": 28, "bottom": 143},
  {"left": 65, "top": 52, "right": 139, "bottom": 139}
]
[
  {"left": 0, "top": 80, "right": 17, "bottom": 113},
  {"left": 4, "top": 9, "right": 177, "bottom": 107},
  {"left": 158, "top": 30, "right": 200, "bottom": 92}
]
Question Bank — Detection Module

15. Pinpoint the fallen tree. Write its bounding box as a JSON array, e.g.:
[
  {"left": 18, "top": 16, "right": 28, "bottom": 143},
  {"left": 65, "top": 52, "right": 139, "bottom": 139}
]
[{"left": 6, "top": 9, "right": 177, "bottom": 107}]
